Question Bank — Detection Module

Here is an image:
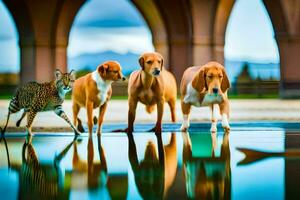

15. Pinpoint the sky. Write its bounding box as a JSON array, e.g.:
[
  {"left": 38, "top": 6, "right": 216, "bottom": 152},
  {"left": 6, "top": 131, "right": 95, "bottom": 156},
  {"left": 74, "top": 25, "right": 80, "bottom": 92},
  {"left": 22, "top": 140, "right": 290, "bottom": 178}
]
[{"left": 0, "top": 0, "right": 280, "bottom": 73}]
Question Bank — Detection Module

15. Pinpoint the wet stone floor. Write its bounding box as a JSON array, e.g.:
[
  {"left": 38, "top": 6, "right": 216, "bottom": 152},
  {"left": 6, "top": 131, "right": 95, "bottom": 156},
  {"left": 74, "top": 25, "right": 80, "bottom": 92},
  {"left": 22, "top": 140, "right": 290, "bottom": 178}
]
[{"left": 1, "top": 122, "right": 300, "bottom": 200}]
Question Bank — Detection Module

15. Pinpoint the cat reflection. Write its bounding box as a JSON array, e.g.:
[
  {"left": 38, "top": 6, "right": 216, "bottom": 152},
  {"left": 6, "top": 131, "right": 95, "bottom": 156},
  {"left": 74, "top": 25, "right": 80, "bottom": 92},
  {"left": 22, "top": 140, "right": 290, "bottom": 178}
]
[
  {"left": 182, "top": 133, "right": 231, "bottom": 200},
  {"left": 9, "top": 135, "right": 76, "bottom": 199},
  {"left": 127, "top": 133, "right": 177, "bottom": 199}
]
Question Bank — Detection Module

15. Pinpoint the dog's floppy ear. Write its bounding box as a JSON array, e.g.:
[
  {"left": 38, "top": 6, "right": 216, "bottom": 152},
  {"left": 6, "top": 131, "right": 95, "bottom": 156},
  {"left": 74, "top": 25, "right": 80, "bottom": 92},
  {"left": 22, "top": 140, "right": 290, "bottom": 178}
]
[
  {"left": 139, "top": 56, "right": 144, "bottom": 70},
  {"left": 98, "top": 63, "right": 108, "bottom": 77},
  {"left": 221, "top": 68, "right": 230, "bottom": 93},
  {"left": 159, "top": 55, "right": 164, "bottom": 71},
  {"left": 192, "top": 67, "right": 207, "bottom": 93}
]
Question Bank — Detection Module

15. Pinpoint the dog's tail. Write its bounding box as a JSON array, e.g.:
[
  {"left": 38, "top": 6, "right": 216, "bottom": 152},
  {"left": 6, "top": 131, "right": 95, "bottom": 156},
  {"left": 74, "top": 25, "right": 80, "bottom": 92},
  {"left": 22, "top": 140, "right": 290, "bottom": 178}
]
[{"left": 145, "top": 105, "right": 156, "bottom": 114}]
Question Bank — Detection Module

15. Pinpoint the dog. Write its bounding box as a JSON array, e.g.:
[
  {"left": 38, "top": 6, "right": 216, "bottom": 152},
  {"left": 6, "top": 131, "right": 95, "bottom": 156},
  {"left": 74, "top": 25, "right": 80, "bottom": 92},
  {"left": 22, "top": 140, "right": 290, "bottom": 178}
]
[
  {"left": 180, "top": 61, "right": 230, "bottom": 132},
  {"left": 72, "top": 61, "right": 125, "bottom": 135},
  {"left": 126, "top": 52, "right": 177, "bottom": 133}
]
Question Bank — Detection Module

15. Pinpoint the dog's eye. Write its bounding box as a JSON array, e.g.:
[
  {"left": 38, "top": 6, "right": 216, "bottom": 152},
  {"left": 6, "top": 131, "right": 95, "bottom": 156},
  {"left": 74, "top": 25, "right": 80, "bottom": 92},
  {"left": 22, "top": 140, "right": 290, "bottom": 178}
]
[
  {"left": 219, "top": 75, "right": 223, "bottom": 78},
  {"left": 207, "top": 75, "right": 213, "bottom": 79},
  {"left": 146, "top": 60, "right": 153, "bottom": 64}
]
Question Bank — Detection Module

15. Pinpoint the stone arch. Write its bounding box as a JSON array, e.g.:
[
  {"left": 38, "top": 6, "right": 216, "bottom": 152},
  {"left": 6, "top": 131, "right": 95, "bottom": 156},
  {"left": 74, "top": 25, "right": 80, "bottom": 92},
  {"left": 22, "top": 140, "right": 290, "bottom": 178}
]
[
  {"left": 3, "top": 0, "right": 299, "bottom": 97},
  {"left": 212, "top": 0, "right": 300, "bottom": 98},
  {"left": 212, "top": 0, "right": 235, "bottom": 63},
  {"left": 263, "top": 0, "right": 300, "bottom": 97},
  {"left": 153, "top": 0, "right": 193, "bottom": 80},
  {"left": 51, "top": 0, "right": 85, "bottom": 73},
  {"left": 2, "top": 0, "right": 193, "bottom": 86},
  {"left": 189, "top": 0, "right": 234, "bottom": 65},
  {"left": 64, "top": 0, "right": 193, "bottom": 82},
  {"left": 131, "top": 0, "right": 169, "bottom": 66}
]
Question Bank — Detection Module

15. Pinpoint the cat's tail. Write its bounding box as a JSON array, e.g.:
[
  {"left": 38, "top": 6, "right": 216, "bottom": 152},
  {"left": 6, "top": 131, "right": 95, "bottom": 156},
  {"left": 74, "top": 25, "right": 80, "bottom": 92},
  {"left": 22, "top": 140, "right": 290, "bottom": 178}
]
[
  {"left": 1, "top": 96, "right": 20, "bottom": 135},
  {"left": 1, "top": 110, "right": 11, "bottom": 135}
]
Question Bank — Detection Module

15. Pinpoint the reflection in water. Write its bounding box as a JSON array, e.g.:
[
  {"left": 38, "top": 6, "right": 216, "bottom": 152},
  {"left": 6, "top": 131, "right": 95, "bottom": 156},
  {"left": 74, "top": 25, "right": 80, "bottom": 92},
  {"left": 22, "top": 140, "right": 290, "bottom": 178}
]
[
  {"left": 72, "top": 135, "right": 107, "bottom": 190},
  {"left": 2, "top": 130, "right": 300, "bottom": 199},
  {"left": 11, "top": 135, "right": 77, "bottom": 199},
  {"left": 237, "top": 147, "right": 300, "bottom": 165},
  {"left": 127, "top": 133, "right": 177, "bottom": 199},
  {"left": 72, "top": 135, "right": 128, "bottom": 199},
  {"left": 182, "top": 132, "right": 231, "bottom": 200},
  {"left": 0, "top": 135, "right": 10, "bottom": 167}
]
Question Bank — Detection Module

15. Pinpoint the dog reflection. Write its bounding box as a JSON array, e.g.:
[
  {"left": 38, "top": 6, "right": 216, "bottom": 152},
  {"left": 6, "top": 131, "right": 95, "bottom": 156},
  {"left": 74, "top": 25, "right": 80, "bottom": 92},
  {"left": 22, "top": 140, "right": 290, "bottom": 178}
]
[
  {"left": 9, "top": 135, "right": 76, "bottom": 199},
  {"left": 72, "top": 135, "right": 107, "bottom": 189},
  {"left": 71, "top": 135, "right": 129, "bottom": 199},
  {"left": 182, "top": 133, "right": 231, "bottom": 200},
  {"left": 127, "top": 133, "right": 177, "bottom": 199}
]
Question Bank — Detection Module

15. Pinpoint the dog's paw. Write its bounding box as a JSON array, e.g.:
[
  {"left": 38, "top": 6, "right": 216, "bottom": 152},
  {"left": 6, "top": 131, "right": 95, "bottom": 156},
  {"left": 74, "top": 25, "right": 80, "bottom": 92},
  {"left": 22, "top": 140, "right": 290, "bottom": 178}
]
[
  {"left": 210, "top": 124, "right": 217, "bottom": 133},
  {"left": 180, "top": 124, "right": 189, "bottom": 132},
  {"left": 221, "top": 114, "right": 230, "bottom": 132},
  {"left": 222, "top": 125, "right": 230, "bottom": 133},
  {"left": 96, "top": 126, "right": 102, "bottom": 135},
  {"left": 148, "top": 126, "right": 162, "bottom": 134},
  {"left": 74, "top": 129, "right": 81, "bottom": 136}
]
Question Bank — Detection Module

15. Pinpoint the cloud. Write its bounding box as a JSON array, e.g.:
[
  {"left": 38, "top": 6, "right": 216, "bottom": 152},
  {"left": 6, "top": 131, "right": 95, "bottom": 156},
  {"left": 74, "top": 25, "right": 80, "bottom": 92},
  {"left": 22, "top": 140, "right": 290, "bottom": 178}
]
[{"left": 74, "top": 0, "right": 145, "bottom": 28}]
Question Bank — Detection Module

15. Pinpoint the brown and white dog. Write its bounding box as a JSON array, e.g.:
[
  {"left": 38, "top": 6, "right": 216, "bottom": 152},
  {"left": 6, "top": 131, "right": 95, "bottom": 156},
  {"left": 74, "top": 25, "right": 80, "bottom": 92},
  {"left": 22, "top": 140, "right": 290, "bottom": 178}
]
[
  {"left": 180, "top": 62, "right": 230, "bottom": 132},
  {"left": 72, "top": 61, "right": 125, "bottom": 135},
  {"left": 126, "top": 52, "right": 177, "bottom": 133}
]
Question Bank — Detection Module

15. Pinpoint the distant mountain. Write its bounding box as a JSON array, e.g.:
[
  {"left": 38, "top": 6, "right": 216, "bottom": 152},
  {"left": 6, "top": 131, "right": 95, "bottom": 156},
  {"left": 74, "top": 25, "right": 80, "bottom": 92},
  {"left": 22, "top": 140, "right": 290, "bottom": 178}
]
[
  {"left": 68, "top": 51, "right": 280, "bottom": 82},
  {"left": 68, "top": 51, "right": 140, "bottom": 76}
]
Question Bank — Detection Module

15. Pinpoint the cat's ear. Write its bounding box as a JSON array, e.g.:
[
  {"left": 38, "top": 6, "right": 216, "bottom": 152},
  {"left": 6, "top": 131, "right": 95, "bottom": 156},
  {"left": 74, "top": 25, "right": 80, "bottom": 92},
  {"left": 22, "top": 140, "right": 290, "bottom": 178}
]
[
  {"left": 55, "top": 69, "right": 63, "bottom": 79},
  {"left": 69, "top": 70, "right": 76, "bottom": 80}
]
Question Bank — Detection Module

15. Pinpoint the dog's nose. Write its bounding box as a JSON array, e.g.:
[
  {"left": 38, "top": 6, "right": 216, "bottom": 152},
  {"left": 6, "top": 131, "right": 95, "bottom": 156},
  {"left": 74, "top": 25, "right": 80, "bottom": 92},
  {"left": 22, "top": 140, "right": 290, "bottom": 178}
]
[
  {"left": 153, "top": 68, "right": 160, "bottom": 75},
  {"left": 122, "top": 76, "right": 126, "bottom": 81},
  {"left": 212, "top": 88, "right": 218, "bottom": 94}
]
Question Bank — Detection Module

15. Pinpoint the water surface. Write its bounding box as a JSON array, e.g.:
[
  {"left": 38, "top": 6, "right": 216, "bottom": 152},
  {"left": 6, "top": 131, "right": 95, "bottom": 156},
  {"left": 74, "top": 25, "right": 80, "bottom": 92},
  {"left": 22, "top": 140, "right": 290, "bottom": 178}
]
[{"left": 0, "top": 123, "right": 300, "bottom": 199}]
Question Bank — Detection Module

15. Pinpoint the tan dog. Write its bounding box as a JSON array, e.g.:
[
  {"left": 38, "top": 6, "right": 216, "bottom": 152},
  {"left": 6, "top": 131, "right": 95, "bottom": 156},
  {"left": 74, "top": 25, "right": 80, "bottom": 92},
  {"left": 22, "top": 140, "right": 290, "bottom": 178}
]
[
  {"left": 180, "top": 61, "right": 230, "bottom": 132},
  {"left": 127, "top": 52, "right": 177, "bottom": 133},
  {"left": 72, "top": 61, "right": 125, "bottom": 134}
]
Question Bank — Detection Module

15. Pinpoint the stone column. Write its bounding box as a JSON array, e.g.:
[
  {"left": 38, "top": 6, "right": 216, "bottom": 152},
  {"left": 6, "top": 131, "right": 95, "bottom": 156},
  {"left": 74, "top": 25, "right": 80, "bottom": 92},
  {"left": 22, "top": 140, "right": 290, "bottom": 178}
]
[
  {"left": 19, "top": 43, "right": 36, "bottom": 84},
  {"left": 277, "top": 36, "right": 300, "bottom": 98}
]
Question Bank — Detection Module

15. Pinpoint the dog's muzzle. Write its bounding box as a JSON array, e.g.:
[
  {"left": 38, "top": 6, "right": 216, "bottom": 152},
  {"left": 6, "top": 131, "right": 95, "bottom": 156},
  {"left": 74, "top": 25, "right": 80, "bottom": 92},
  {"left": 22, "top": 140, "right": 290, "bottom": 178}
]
[
  {"left": 153, "top": 68, "right": 161, "bottom": 76},
  {"left": 212, "top": 88, "right": 218, "bottom": 94}
]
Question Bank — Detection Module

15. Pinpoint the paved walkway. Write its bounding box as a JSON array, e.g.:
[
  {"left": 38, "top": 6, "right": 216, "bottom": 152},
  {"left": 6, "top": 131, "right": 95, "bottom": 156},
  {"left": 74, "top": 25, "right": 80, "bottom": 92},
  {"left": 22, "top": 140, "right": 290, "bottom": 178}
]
[{"left": 0, "top": 99, "right": 300, "bottom": 131}]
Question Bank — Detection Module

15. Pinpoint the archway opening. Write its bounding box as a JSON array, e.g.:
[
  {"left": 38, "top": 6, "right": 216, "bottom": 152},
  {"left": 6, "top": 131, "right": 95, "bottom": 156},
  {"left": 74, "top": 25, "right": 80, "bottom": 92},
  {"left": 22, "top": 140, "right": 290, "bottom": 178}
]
[
  {"left": 0, "top": 0, "right": 19, "bottom": 98},
  {"left": 67, "top": 0, "right": 154, "bottom": 80},
  {"left": 224, "top": 0, "right": 280, "bottom": 97}
]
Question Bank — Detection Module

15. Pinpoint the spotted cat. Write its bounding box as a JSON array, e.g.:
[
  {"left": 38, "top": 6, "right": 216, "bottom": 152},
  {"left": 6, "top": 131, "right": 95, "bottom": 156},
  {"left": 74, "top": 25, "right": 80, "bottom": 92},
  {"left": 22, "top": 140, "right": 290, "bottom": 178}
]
[{"left": 0, "top": 69, "right": 80, "bottom": 135}]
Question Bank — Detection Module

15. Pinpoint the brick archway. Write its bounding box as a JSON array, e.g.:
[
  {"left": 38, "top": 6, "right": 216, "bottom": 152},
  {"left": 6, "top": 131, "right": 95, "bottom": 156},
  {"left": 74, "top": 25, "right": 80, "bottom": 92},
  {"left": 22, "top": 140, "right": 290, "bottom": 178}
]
[{"left": 2, "top": 0, "right": 300, "bottom": 97}]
